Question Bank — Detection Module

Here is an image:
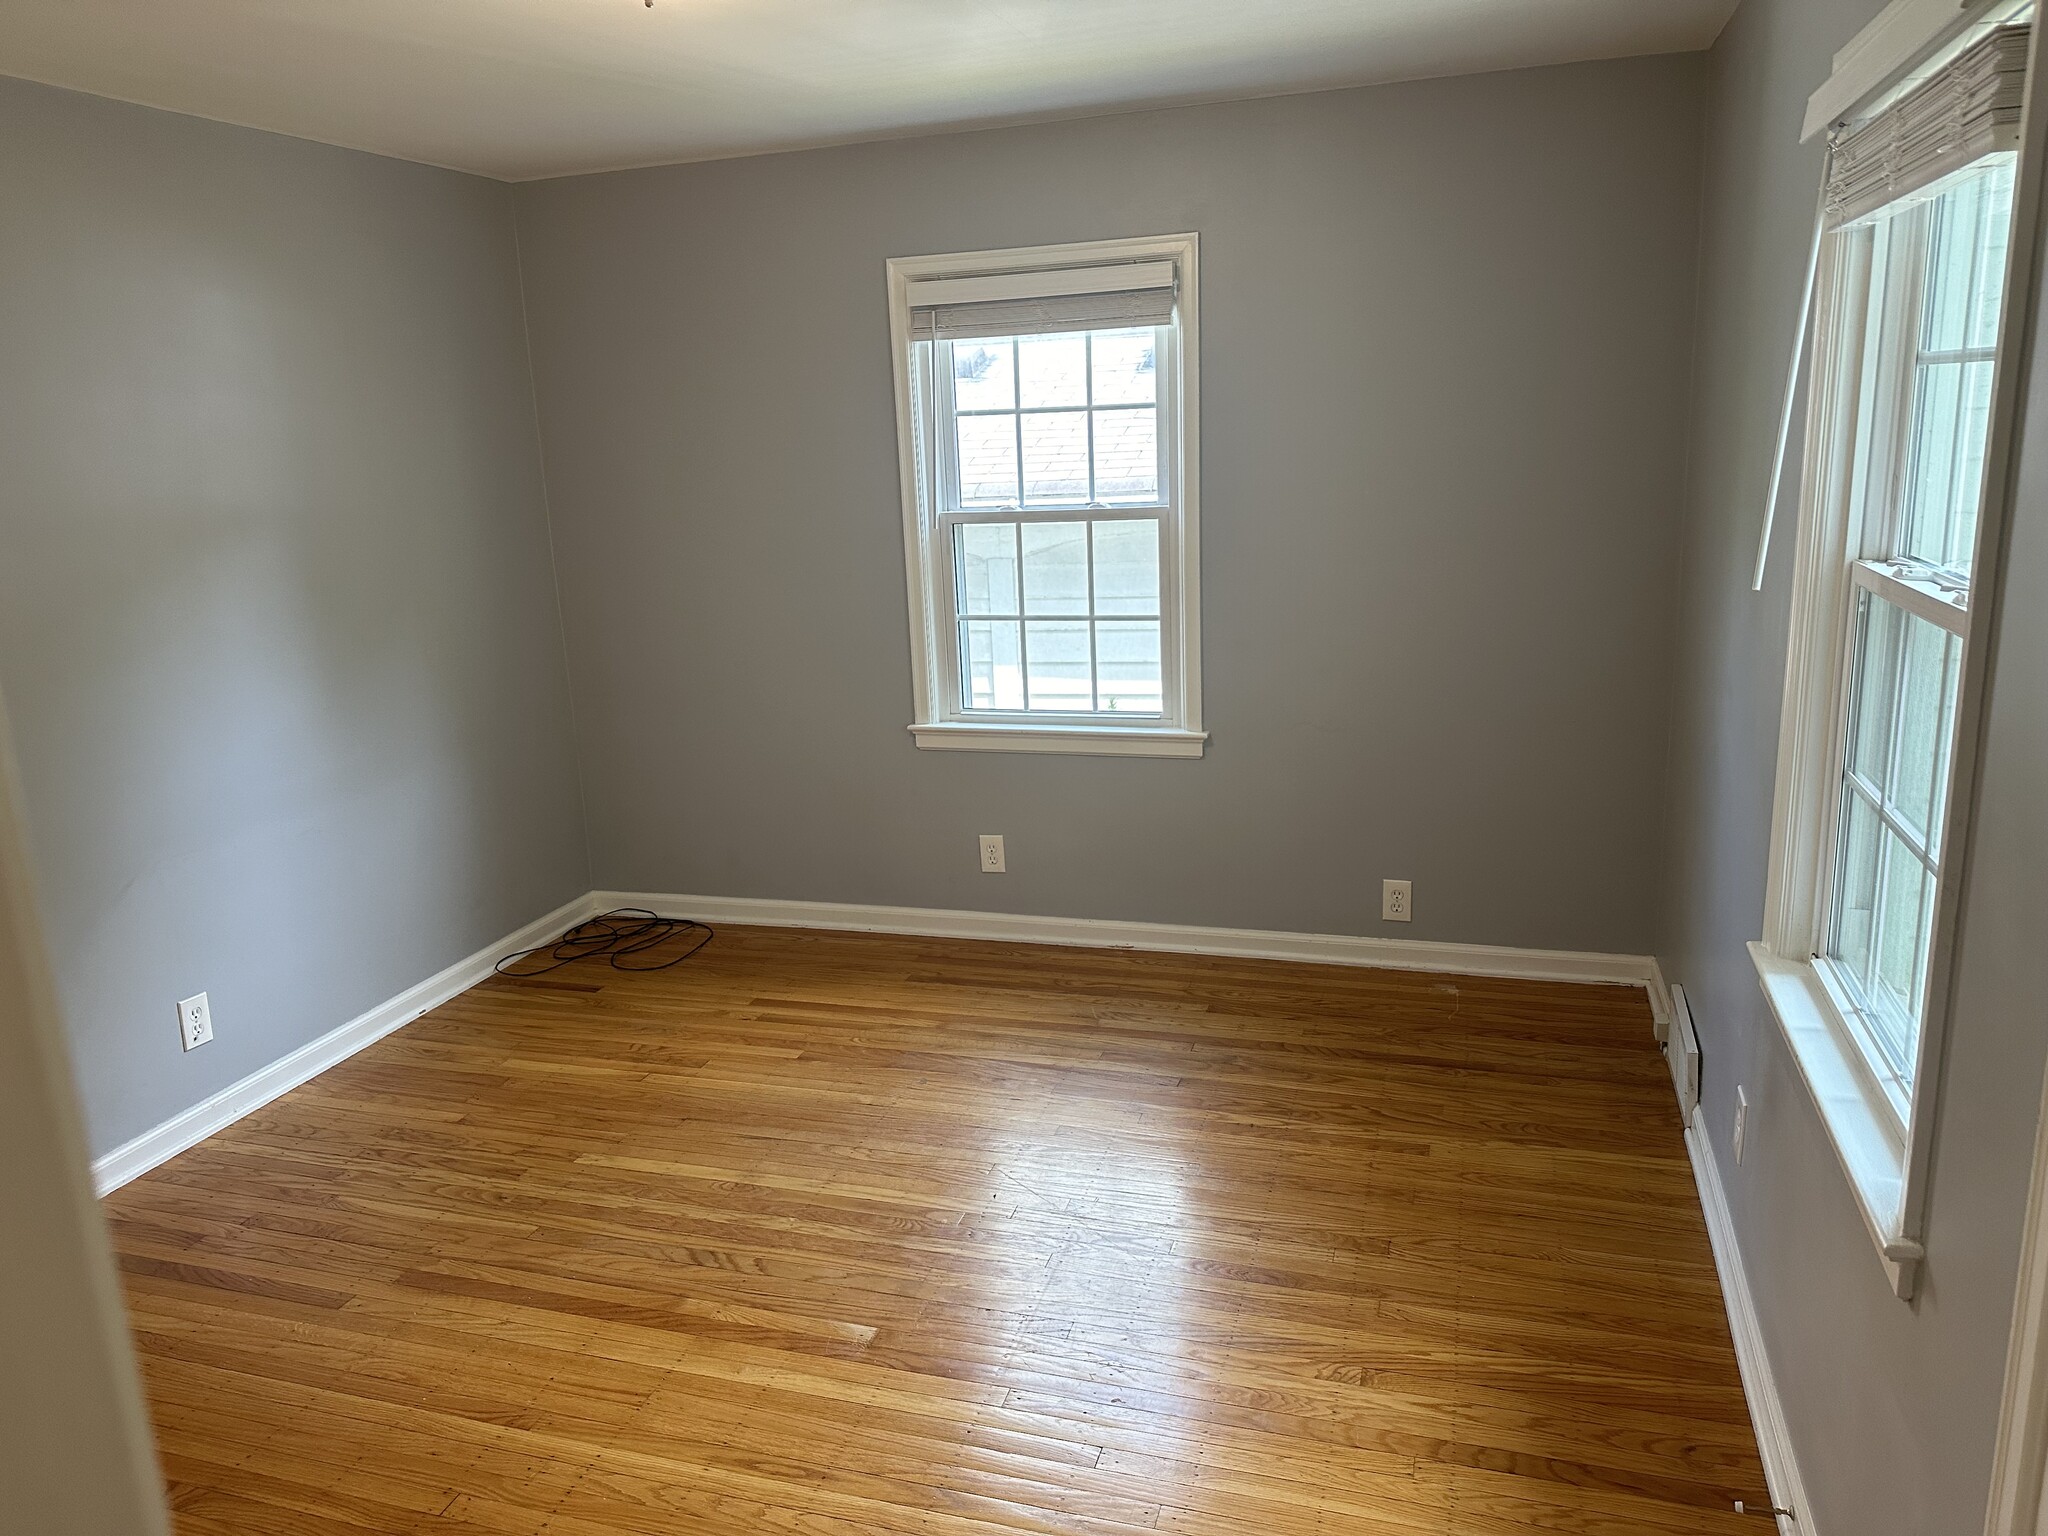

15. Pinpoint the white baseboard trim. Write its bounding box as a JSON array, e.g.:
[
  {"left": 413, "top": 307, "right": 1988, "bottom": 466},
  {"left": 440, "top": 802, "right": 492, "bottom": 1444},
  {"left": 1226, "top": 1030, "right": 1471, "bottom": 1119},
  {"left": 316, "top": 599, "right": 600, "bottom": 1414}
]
[
  {"left": 1682, "top": 1101, "right": 1814, "bottom": 1536},
  {"left": 91, "top": 892, "right": 598, "bottom": 1195},
  {"left": 1645, "top": 954, "right": 1674, "bottom": 1042},
  {"left": 599, "top": 889, "right": 1665, "bottom": 994}
]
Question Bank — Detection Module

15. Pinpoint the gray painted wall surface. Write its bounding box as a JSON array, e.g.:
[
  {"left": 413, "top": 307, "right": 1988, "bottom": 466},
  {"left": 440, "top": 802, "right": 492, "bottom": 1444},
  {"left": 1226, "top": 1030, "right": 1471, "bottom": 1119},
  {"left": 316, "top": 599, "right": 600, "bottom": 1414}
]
[
  {"left": 0, "top": 78, "right": 589, "bottom": 1158},
  {"left": 5, "top": 21, "right": 2044, "bottom": 1525},
  {"left": 1662, "top": 0, "right": 2048, "bottom": 1527},
  {"left": 514, "top": 57, "right": 1705, "bottom": 955}
]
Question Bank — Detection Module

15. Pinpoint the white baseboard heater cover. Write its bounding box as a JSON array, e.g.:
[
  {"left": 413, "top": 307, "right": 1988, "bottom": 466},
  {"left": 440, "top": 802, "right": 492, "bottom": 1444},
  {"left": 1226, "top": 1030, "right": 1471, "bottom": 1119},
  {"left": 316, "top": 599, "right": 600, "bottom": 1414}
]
[{"left": 1668, "top": 983, "right": 1702, "bottom": 1121}]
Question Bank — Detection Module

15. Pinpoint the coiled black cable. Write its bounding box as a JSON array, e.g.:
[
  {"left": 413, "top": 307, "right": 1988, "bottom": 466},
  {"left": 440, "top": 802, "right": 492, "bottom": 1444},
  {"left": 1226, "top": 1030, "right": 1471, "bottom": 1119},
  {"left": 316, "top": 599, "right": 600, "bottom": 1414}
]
[{"left": 495, "top": 907, "right": 712, "bottom": 977}]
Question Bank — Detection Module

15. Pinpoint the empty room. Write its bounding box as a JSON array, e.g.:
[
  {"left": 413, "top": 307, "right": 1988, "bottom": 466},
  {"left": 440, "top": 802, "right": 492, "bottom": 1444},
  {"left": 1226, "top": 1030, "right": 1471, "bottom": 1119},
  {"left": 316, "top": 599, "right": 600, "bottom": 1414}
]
[{"left": 6, "top": 0, "right": 2048, "bottom": 1532}]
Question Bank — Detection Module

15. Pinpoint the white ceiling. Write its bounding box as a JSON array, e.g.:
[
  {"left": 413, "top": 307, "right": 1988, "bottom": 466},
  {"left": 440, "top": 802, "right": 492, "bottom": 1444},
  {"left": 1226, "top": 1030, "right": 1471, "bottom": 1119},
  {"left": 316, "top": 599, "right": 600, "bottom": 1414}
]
[{"left": 0, "top": 0, "right": 1738, "bottom": 181}]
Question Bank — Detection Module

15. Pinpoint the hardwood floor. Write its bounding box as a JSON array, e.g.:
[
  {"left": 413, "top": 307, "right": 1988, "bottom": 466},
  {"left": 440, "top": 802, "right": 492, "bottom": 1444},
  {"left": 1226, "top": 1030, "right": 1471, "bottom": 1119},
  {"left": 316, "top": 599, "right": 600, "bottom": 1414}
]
[{"left": 106, "top": 925, "right": 1771, "bottom": 1535}]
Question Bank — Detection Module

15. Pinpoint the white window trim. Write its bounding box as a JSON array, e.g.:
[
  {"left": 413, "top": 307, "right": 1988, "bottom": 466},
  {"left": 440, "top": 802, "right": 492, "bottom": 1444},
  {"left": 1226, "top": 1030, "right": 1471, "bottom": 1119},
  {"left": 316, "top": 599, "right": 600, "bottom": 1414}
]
[
  {"left": 885, "top": 234, "right": 1204, "bottom": 758},
  {"left": 1759, "top": 91, "right": 2043, "bottom": 1300}
]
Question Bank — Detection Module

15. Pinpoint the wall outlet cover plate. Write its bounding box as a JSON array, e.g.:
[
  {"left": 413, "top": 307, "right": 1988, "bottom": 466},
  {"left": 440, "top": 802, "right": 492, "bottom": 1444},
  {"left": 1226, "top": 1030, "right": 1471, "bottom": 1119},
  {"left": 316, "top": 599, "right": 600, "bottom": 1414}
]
[{"left": 177, "top": 992, "right": 213, "bottom": 1051}]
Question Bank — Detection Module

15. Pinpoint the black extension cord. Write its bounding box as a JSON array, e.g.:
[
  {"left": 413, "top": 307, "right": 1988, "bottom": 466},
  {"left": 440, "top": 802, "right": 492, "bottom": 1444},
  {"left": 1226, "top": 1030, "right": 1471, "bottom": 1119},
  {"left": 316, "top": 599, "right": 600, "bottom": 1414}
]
[{"left": 495, "top": 907, "right": 712, "bottom": 977}]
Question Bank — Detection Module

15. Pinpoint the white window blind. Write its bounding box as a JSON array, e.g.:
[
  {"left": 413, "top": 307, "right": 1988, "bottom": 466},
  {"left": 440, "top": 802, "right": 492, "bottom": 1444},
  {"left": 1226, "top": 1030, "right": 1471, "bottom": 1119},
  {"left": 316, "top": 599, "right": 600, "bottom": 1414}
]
[
  {"left": 1756, "top": 20, "right": 2030, "bottom": 588},
  {"left": 1825, "top": 23, "right": 2029, "bottom": 227},
  {"left": 907, "top": 261, "right": 1177, "bottom": 342}
]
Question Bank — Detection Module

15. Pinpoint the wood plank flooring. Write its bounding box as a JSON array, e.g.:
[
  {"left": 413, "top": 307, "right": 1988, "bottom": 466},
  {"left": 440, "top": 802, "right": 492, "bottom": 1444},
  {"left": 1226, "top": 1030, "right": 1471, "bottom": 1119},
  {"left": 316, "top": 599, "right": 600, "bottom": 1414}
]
[{"left": 105, "top": 924, "right": 1771, "bottom": 1535}]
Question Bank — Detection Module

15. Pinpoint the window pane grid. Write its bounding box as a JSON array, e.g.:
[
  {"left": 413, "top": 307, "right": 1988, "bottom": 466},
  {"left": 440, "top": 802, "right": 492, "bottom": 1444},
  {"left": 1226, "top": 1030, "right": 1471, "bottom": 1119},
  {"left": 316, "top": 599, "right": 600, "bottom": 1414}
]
[
  {"left": 1828, "top": 586, "right": 1961, "bottom": 1076},
  {"left": 946, "top": 329, "right": 1160, "bottom": 511},
  {"left": 953, "top": 517, "right": 1162, "bottom": 715}
]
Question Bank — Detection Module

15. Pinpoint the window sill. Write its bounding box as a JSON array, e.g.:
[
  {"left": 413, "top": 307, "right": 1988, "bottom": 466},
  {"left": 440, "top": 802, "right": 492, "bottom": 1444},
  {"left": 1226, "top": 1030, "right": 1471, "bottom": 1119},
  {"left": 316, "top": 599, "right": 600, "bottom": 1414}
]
[
  {"left": 1748, "top": 941, "right": 1923, "bottom": 1299},
  {"left": 909, "top": 722, "right": 1207, "bottom": 758}
]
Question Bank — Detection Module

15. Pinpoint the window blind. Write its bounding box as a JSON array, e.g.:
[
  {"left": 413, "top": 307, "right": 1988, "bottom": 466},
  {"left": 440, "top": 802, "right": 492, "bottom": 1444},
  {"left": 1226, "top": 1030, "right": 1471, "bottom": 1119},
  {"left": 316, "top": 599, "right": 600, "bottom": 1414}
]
[
  {"left": 1825, "top": 24, "right": 2029, "bottom": 228},
  {"left": 907, "top": 261, "right": 1176, "bottom": 342},
  {"left": 1757, "top": 19, "right": 2032, "bottom": 589}
]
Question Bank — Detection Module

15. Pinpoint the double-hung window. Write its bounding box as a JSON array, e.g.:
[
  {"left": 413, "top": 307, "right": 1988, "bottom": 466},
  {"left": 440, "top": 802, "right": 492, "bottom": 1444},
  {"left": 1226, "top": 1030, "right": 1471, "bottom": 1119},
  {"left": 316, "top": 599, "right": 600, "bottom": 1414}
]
[
  {"left": 1759, "top": 23, "right": 2032, "bottom": 1298},
  {"left": 886, "top": 236, "right": 1202, "bottom": 756}
]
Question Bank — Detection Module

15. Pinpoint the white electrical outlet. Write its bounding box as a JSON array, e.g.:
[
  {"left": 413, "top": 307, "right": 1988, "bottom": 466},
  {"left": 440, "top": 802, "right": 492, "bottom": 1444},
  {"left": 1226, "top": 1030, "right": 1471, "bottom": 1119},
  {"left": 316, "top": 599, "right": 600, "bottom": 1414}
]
[
  {"left": 1734, "top": 1086, "right": 1750, "bottom": 1165},
  {"left": 177, "top": 992, "right": 213, "bottom": 1052},
  {"left": 978, "top": 834, "right": 1006, "bottom": 873},
  {"left": 1382, "top": 879, "right": 1412, "bottom": 922}
]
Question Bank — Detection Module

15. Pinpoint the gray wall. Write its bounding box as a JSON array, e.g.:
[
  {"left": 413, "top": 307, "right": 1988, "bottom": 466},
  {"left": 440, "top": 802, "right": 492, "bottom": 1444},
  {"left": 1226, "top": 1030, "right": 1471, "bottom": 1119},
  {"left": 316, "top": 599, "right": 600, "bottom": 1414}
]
[
  {"left": 0, "top": 696, "right": 167, "bottom": 1534},
  {"left": 0, "top": 78, "right": 589, "bottom": 1158},
  {"left": 514, "top": 56, "right": 1706, "bottom": 955},
  {"left": 11, "top": 26, "right": 2045, "bottom": 1527},
  {"left": 1660, "top": 0, "right": 2048, "bottom": 1528}
]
